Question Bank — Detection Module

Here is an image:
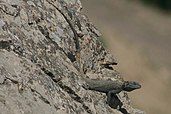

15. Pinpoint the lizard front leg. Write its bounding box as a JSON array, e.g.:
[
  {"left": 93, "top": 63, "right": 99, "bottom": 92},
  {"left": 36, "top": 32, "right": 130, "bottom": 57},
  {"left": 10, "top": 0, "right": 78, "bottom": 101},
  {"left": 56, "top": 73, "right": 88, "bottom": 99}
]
[
  {"left": 106, "top": 89, "right": 121, "bottom": 108},
  {"left": 107, "top": 90, "right": 129, "bottom": 113}
]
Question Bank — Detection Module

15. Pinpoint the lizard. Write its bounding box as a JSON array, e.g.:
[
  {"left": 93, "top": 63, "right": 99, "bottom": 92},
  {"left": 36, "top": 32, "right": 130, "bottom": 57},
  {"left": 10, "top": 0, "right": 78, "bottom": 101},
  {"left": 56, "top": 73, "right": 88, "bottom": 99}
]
[{"left": 83, "top": 78, "right": 141, "bottom": 113}]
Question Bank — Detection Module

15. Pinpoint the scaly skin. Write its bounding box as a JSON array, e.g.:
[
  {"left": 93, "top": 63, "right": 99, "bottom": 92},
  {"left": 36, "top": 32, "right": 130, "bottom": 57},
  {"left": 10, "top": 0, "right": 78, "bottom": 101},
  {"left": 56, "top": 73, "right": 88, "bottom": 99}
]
[
  {"left": 83, "top": 78, "right": 141, "bottom": 94},
  {"left": 83, "top": 78, "right": 141, "bottom": 113}
]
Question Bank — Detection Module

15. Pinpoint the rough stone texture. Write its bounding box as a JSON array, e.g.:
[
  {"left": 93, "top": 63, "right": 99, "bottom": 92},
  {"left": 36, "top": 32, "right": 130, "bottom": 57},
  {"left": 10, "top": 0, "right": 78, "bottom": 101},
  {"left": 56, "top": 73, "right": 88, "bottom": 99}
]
[{"left": 0, "top": 0, "right": 143, "bottom": 114}]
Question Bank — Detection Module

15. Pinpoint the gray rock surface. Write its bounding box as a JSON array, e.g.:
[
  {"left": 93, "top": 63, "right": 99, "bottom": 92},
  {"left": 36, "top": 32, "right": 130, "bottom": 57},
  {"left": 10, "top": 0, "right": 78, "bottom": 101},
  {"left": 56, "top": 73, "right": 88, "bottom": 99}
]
[{"left": 0, "top": 0, "right": 143, "bottom": 114}]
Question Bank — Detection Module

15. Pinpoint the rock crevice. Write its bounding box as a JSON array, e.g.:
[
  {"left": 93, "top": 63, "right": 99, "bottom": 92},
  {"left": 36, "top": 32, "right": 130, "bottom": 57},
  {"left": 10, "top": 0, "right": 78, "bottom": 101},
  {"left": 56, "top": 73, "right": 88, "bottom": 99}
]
[{"left": 0, "top": 0, "right": 143, "bottom": 114}]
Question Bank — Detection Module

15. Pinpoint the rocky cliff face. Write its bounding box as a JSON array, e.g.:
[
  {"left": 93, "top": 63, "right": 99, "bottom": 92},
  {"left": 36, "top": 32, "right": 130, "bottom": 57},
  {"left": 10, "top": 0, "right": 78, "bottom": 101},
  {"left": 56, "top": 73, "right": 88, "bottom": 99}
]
[{"left": 0, "top": 0, "right": 143, "bottom": 114}]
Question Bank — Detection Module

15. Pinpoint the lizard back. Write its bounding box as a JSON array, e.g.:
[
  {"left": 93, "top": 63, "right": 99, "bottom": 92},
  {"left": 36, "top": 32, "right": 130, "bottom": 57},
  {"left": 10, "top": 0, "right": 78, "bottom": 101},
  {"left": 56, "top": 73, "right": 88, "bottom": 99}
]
[{"left": 84, "top": 78, "right": 124, "bottom": 93}]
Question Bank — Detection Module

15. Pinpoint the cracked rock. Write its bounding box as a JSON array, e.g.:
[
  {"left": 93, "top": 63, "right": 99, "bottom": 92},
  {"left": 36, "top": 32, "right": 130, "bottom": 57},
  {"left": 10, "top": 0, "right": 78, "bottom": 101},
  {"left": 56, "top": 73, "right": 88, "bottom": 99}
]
[{"left": 0, "top": 0, "right": 144, "bottom": 114}]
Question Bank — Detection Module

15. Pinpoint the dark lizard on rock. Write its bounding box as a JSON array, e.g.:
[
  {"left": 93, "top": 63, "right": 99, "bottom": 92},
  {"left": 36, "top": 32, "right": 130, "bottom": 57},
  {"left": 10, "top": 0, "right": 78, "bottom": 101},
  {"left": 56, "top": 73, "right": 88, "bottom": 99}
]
[{"left": 83, "top": 78, "right": 141, "bottom": 113}]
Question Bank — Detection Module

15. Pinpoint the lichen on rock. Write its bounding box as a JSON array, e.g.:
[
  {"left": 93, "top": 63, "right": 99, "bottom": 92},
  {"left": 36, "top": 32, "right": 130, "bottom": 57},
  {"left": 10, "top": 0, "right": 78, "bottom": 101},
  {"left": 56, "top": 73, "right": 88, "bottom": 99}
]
[{"left": 0, "top": 0, "right": 143, "bottom": 114}]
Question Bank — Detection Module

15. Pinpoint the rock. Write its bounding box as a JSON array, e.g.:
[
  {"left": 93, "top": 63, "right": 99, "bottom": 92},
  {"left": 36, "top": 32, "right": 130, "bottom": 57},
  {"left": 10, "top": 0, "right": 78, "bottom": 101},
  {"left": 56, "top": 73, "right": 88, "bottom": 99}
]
[{"left": 0, "top": 0, "right": 143, "bottom": 114}]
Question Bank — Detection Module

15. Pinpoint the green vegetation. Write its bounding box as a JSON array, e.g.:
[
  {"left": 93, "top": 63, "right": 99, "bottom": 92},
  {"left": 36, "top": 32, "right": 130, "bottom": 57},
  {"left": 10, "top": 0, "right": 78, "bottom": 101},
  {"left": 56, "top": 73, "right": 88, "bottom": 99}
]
[{"left": 141, "top": 0, "right": 171, "bottom": 11}]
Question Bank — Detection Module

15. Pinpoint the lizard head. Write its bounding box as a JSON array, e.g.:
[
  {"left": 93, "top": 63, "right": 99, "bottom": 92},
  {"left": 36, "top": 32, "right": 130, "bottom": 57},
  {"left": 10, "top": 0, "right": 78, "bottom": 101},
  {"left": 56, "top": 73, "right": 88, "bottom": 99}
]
[{"left": 123, "top": 81, "right": 141, "bottom": 92}]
